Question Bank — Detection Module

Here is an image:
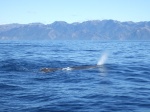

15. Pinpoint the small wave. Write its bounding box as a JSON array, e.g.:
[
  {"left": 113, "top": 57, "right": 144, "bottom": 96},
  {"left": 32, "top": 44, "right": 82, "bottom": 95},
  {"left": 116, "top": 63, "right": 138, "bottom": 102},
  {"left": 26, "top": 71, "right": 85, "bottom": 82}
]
[
  {"left": 0, "top": 83, "right": 24, "bottom": 91},
  {"left": 0, "top": 59, "right": 36, "bottom": 72}
]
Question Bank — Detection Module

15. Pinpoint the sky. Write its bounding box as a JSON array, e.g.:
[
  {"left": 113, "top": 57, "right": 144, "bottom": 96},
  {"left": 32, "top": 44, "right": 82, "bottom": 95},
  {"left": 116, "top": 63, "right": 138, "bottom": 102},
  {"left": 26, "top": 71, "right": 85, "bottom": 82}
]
[{"left": 0, "top": 0, "right": 150, "bottom": 24}]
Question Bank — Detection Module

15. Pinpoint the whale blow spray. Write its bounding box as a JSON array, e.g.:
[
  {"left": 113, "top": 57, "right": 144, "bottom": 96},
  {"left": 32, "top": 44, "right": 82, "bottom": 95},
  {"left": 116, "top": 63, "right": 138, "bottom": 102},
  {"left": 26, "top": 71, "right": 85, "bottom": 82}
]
[
  {"left": 41, "top": 52, "right": 108, "bottom": 73},
  {"left": 97, "top": 53, "right": 108, "bottom": 65}
]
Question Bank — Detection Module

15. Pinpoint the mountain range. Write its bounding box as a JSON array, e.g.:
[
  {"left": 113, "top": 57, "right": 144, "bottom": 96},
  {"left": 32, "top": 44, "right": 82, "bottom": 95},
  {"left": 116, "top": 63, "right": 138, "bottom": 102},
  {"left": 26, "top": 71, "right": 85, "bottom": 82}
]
[{"left": 0, "top": 20, "right": 150, "bottom": 40}]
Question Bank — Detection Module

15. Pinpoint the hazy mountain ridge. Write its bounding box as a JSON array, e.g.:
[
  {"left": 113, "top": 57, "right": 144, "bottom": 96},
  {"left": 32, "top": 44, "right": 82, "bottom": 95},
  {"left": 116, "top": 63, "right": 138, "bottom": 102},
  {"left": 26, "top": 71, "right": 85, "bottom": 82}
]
[{"left": 0, "top": 20, "right": 150, "bottom": 40}]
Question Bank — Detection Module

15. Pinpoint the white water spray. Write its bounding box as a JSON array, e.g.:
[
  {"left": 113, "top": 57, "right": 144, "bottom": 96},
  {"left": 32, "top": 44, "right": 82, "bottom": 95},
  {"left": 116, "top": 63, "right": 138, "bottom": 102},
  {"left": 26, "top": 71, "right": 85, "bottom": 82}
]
[
  {"left": 62, "top": 67, "right": 73, "bottom": 71},
  {"left": 97, "top": 53, "right": 108, "bottom": 65}
]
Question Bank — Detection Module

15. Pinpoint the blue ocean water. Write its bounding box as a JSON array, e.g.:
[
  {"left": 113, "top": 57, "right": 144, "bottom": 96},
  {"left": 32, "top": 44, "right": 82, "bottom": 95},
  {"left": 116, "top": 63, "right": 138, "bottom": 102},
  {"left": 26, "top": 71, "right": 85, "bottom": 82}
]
[{"left": 0, "top": 40, "right": 150, "bottom": 112}]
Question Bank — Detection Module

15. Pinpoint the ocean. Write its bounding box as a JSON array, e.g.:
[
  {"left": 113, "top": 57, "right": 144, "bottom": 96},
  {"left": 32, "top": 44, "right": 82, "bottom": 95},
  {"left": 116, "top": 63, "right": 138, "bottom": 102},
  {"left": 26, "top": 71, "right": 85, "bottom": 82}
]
[{"left": 0, "top": 40, "right": 150, "bottom": 112}]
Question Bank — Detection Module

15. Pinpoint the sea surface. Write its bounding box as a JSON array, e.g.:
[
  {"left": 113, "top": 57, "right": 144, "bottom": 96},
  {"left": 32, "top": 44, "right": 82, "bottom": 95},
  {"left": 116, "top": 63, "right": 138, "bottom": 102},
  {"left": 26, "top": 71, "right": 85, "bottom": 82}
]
[{"left": 0, "top": 40, "right": 150, "bottom": 112}]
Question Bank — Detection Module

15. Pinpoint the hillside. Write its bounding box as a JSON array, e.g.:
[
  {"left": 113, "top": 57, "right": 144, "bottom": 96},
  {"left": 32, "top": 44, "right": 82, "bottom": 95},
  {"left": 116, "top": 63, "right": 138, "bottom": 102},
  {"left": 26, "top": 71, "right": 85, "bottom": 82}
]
[{"left": 0, "top": 20, "right": 150, "bottom": 40}]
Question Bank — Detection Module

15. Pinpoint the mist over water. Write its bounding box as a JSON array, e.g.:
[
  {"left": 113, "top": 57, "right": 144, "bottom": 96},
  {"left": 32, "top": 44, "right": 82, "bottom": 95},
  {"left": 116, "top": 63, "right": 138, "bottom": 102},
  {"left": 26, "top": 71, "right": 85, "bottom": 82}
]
[
  {"left": 0, "top": 40, "right": 150, "bottom": 112},
  {"left": 97, "top": 52, "right": 108, "bottom": 65}
]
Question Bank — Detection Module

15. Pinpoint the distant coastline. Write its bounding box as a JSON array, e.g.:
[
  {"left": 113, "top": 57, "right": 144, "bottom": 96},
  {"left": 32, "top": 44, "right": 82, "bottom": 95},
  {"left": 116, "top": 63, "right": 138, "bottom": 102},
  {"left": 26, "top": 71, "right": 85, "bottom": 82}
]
[{"left": 0, "top": 20, "right": 150, "bottom": 40}]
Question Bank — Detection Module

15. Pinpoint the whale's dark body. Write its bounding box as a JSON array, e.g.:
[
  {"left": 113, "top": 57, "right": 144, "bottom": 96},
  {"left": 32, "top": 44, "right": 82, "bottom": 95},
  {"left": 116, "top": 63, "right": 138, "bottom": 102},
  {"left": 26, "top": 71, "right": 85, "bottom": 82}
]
[{"left": 41, "top": 65, "right": 99, "bottom": 73}]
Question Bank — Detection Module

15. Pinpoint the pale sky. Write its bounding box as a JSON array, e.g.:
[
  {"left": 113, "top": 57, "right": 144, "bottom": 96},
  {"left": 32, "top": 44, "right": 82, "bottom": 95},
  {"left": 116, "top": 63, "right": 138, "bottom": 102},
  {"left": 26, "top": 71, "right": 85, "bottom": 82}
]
[{"left": 0, "top": 0, "right": 150, "bottom": 24}]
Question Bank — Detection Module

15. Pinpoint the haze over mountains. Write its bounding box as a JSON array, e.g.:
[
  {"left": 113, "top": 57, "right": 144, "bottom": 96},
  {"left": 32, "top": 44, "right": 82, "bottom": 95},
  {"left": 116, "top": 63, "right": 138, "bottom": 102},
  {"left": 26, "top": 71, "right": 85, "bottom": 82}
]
[{"left": 0, "top": 20, "right": 150, "bottom": 40}]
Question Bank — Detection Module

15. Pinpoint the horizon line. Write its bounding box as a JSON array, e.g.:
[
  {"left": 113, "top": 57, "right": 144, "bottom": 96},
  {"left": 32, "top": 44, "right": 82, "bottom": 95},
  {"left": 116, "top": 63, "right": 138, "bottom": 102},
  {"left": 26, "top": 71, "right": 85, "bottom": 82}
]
[{"left": 0, "top": 19, "right": 150, "bottom": 25}]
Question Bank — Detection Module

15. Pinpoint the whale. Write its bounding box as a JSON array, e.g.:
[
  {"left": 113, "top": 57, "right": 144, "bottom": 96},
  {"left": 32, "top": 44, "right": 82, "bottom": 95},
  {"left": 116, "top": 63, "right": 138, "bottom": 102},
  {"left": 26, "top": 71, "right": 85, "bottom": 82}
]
[
  {"left": 41, "top": 65, "right": 100, "bottom": 73},
  {"left": 41, "top": 53, "right": 108, "bottom": 73}
]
